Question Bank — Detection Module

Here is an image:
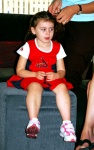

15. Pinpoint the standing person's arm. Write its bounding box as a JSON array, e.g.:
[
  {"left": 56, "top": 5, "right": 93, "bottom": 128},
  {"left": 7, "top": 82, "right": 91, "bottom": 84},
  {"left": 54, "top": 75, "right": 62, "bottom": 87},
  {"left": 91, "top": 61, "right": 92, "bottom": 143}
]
[
  {"left": 56, "top": 2, "right": 94, "bottom": 24},
  {"left": 80, "top": 2, "right": 94, "bottom": 14},
  {"left": 49, "top": 1, "right": 94, "bottom": 24}
]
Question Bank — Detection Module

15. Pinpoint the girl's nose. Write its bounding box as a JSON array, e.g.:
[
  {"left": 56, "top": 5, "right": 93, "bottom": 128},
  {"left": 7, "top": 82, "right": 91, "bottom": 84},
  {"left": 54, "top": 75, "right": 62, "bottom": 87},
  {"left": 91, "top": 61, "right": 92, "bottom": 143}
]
[{"left": 46, "top": 29, "right": 50, "bottom": 35}]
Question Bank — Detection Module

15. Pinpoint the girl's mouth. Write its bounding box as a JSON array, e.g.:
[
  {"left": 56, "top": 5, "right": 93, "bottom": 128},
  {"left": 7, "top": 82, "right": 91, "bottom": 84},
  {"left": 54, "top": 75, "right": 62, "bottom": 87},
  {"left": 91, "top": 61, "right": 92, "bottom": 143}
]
[{"left": 45, "top": 37, "right": 50, "bottom": 40}]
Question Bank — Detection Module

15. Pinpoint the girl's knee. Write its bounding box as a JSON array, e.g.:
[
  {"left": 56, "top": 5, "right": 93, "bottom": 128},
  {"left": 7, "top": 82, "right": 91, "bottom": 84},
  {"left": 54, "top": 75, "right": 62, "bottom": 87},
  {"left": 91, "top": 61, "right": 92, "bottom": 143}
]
[
  {"left": 58, "top": 83, "right": 67, "bottom": 90},
  {"left": 53, "top": 83, "right": 67, "bottom": 93},
  {"left": 27, "top": 82, "right": 43, "bottom": 91}
]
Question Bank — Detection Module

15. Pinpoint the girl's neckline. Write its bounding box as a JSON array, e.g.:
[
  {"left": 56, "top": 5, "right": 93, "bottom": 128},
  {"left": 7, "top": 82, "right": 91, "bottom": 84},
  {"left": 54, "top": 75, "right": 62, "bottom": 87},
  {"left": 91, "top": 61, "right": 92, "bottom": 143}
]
[{"left": 35, "top": 38, "right": 52, "bottom": 53}]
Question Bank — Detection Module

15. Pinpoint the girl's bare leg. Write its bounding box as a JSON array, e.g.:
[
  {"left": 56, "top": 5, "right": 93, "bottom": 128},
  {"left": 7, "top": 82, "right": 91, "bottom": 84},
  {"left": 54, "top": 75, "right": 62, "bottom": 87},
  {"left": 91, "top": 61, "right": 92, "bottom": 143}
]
[
  {"left": 25, "top": 82, "right": 43, "bottom": 138},
  {"left": 53, "top": 83, "right": 71, "bottom": 120},
  {"left": 26, "top": 82, "right": 43, "bottom": 120},
  {"left": 53, "top": 83, "right": 76, "bottom": 142}
]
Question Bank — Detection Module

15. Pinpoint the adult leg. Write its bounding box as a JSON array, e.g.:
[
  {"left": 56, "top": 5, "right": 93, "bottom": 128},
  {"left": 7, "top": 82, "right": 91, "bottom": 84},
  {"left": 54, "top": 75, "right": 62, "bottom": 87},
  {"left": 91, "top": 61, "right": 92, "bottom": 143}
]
[
  {"left": 76, "top": 74, "right": 94, "bottom": 149},
  {"left": 63, "top": 21, "right": 94, "bottom": 94}
]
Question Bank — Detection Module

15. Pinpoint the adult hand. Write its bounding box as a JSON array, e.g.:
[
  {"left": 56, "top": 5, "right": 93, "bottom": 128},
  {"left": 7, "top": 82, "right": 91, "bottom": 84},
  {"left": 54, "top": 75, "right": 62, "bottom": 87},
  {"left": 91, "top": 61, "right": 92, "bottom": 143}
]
[
  {"left": 48, "top": 0, "right": 62, "bottom": 16},
  {"left": 56, "top": 5, "right": 79, "bottom": 24}
]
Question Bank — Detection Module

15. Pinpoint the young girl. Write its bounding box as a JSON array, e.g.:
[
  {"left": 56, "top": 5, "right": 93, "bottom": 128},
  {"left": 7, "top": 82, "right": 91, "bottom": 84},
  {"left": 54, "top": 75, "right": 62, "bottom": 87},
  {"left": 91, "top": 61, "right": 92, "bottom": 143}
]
[{"left": 7, "top": 11, "right": 76, "bottom": 142}]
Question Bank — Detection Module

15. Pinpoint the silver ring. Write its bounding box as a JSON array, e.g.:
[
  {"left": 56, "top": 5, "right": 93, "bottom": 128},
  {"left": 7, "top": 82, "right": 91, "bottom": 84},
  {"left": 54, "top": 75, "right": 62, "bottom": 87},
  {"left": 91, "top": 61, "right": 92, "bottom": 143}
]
[{"left": 63, "top": 20, "right": 66, "bottom": 25}]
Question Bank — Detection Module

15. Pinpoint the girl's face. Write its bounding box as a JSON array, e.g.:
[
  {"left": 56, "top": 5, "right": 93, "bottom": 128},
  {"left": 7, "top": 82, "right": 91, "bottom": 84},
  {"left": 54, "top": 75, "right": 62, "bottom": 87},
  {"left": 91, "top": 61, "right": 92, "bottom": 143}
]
[{"left": 31, "top": 20, "right": 54, "bottom": 43}]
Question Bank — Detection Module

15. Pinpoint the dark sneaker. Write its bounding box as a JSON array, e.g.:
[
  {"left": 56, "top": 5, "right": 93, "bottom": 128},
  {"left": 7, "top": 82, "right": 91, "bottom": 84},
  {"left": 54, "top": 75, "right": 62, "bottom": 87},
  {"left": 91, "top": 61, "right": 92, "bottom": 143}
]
[{"left": 25, "top": 119, "right": 40, "bottom": 138}]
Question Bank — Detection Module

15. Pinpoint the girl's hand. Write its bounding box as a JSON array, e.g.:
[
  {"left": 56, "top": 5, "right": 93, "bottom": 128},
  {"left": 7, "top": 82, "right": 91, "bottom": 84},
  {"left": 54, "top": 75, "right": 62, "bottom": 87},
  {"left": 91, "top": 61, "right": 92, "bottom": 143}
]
[
  {"left": 56, "top": 5, "right": 79, "bottom": 24},
  {"left": 46, "top": 72, "right": 59, "bottom": 81},
  {"left": 35, "top": 71, "right": 46, "bottom": 80}
]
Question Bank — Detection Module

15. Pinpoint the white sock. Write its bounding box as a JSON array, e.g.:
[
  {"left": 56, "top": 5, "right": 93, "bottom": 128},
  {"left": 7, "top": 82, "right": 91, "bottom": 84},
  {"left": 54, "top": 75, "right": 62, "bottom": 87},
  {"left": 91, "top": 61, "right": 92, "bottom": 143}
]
[
  {"left": 62, "top": 120, "right": 71, "bottom": 124},
  {"left": 30, "top": 118, "right": 38, "bottom": 122},
  {"left": 27, "top": 118, "right": 38, "bottom": 128}
]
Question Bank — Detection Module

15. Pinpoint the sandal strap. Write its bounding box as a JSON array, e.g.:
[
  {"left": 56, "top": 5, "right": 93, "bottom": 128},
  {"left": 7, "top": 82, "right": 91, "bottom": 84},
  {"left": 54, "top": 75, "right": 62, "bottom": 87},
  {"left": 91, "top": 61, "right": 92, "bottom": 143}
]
[
  {"left": 79, "top": 139, "right": 92, "bottom": 146},
  {"left": 79, "top": 139, "right": 94, "bottom": 150},
  {"left": 88, "top": 143, "right": 94, "bottom": 149}
]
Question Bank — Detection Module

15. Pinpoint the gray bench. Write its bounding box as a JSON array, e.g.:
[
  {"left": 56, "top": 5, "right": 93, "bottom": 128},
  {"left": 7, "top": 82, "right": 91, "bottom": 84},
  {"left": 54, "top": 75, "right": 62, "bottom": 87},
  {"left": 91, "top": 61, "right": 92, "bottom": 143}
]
[{"left": 0, "top": 82, "right": 77, "bottom": 150}]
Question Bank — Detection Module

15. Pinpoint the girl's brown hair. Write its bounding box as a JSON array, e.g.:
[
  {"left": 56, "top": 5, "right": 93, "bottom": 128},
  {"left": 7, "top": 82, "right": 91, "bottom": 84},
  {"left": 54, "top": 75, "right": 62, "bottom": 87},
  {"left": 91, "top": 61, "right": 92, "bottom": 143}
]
[
  {"left": 25, "top": 11, "right": 56, "bottom": 42},
  {"left": 24, "top": 11, "right": 64, "bottom": 43}
]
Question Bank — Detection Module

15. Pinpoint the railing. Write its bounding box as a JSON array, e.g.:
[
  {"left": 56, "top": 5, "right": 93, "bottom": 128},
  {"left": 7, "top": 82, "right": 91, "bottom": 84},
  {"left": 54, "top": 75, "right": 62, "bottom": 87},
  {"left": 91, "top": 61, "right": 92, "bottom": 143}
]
[{"left": 0, "top": 0, "right": 52, "bottom": 14}]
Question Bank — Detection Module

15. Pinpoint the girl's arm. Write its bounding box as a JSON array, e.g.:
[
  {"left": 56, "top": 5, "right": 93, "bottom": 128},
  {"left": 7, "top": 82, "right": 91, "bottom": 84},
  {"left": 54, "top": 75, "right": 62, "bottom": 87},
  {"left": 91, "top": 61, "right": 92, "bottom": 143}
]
[
  {"left": 46, "top": 58, "right": 66, "bottom": 81},
  {"left": 16, "top": 55, "right": 36, "bottom": 78},
  {"left": 16, "top": 55, "right": 45, "bottom": 79},
  {"left": 56, "top": 58, "right": 66, "bottom": 78}
]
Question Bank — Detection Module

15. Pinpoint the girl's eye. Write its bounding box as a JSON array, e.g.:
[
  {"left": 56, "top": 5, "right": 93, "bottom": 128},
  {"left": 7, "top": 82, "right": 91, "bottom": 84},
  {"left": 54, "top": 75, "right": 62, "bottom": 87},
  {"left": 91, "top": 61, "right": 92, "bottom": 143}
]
[
  {"left": 50, "top": 28, "right": 54, "bottom": 31},
  {"left": 41, "top": 28, "right": 46, "bottom": 31},
  {"left": 41, "top": 28, "right": 54, "bottom": 32}
]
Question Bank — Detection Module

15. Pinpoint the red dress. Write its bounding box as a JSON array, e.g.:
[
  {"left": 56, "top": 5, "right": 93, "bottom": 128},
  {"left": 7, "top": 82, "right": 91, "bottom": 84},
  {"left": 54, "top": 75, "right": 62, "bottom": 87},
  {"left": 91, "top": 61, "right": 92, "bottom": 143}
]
[{"left": 7, "top": 39, "right": 73, "bottom": 90}]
